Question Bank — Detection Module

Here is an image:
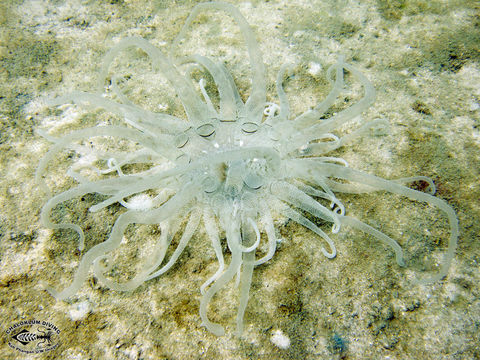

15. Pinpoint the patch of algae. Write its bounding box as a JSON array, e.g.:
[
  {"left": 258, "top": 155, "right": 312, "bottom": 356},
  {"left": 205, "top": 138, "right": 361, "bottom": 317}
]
[
  {"left": 401, "top": 25, "right": 480, "bottom": 73},
  {"left": 0, "top": 19, "right": 62, "bottom": 144}
]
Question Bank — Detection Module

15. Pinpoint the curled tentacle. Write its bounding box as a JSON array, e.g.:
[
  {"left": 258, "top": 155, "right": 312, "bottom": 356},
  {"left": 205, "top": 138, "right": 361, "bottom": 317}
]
[
  {"left": 46, "top": 184, "right": 198, "bottom": 300},
  {"left": 312, "top": 162, "right": 458, "bottom": 283},
  {"left": 172, "top": 2, "right": 266, "bottom": 124},
  {"left": 179, "top": 55, "right": 238, "bottom": 120},
  {"left": 199, "top": 217, "right": 243, "bottom": 336},
  {"left": 286, "top": 57, "right": 376, "bottom": 153},
  {"left": 201, "top": 207, "right": 225, "bottom": 294}
]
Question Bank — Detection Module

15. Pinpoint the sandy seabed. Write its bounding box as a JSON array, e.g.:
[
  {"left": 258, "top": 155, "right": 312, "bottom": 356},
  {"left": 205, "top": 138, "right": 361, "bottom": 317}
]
[{"left": 1, "top": 1, "right": 479, "bottom": 359}]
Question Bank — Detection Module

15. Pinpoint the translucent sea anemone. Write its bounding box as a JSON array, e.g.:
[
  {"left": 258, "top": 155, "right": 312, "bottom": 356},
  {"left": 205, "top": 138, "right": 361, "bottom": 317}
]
[{"left": 37, "top": 2, "right": 458, "bottom": 336}]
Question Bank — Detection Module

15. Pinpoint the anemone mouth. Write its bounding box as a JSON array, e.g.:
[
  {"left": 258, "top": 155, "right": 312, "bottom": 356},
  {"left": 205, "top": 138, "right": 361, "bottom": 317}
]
[{"left": 37, "top": 1, "right": 458, "bottom": 337}]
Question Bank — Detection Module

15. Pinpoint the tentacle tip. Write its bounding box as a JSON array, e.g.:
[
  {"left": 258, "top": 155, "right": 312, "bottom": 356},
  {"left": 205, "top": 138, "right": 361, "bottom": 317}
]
[
  {"left": 43, "top": 97, "right": 61, "bottom": 107},
  {"left": 38, "top": 279, "right": 48, "bottom": 290},
  {"left": 36, "top": 180, "right": 52, "bottom": 197},
  {"left": 201, "top": 322, "right": 225, "bottom": 337},
  {"left": 41, "top": 282, "right": 75, "bottom": 301},
  {"left": 89, "top": 205, "right": 101, "bottom": 213},
  {"left": 41, "top": 282, "right": 63, "bottom": 300},
  {"left": 286, "top": 64, "right": 295, "bottom": 77},
  {"left": 235, "top": 327, "right": 244, "bottom": 337},
  {"left": 321, "top": 247, "right": 337, "bottom": 259},
  {"left": 412, "top": 273, "right": 446, "bottom": 286}
]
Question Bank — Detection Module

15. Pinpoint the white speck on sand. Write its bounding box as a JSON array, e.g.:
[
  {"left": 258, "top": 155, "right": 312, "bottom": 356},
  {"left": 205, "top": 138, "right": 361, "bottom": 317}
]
[{"left": 271, "top": 329, "right": 290, "bottom": 349}]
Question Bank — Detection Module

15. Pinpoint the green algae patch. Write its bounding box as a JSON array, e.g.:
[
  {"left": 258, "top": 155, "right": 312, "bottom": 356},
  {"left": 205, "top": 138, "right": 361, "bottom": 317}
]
[{"left": 2, "top": 30, "right": 59, "bottom": 79}]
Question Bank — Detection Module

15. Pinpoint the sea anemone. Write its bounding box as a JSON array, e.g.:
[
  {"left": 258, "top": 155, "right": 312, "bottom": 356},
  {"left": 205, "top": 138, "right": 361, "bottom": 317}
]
[{"left": 36, "top": 2, "right": 458, "bottom": 336}]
